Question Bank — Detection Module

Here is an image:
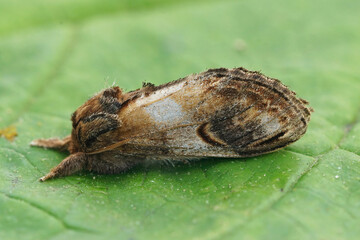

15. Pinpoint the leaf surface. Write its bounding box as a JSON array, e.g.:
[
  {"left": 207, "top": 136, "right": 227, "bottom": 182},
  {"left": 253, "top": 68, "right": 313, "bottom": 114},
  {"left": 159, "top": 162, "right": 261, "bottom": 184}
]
[{"left": 1, "top": 0, "right": 360, "bottom": 239}]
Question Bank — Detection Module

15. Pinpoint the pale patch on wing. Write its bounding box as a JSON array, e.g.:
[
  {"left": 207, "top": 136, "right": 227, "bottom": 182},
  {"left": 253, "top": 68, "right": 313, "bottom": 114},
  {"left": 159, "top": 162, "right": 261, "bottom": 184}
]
[
  {"left": 144, "top": 98, "right": 185, "bottom": 123},
  {"left": 260, "top": 114, "right": 280, "bottom": 135}
]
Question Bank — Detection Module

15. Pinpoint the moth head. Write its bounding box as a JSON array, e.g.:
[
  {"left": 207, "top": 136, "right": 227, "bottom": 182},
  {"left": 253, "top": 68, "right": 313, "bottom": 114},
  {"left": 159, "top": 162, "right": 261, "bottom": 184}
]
[{"left": 69, "top": 87, "right": 124, "bottom": 153}]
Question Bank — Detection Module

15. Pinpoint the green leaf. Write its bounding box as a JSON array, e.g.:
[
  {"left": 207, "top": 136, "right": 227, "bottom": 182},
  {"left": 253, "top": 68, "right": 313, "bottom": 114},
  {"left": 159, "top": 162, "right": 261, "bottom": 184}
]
[{"left": 1, "top": 0, "right": 360, "bottom": 239}]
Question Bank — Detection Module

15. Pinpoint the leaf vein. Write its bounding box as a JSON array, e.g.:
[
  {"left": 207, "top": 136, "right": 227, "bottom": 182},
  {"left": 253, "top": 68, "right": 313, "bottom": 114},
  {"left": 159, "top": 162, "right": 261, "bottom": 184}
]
[{"left": 0, "top": 191, "right": 94, "bottom": 233}]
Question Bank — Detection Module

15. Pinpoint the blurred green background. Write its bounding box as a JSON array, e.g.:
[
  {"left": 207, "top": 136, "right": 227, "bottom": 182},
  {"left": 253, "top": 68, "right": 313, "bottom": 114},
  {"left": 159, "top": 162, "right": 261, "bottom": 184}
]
[{"left": 1, "top": 0, "right": 360, "bottom": 239}]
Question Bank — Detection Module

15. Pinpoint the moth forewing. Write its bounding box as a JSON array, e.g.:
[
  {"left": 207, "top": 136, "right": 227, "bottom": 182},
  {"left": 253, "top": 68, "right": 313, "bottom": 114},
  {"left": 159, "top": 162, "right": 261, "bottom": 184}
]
[{"left": 31, "top": 67, "right": 312, "bottom": 181}]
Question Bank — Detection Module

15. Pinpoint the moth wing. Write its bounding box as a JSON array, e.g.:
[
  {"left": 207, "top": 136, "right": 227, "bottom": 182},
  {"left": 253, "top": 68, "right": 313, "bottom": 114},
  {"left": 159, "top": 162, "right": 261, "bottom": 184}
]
[{"left": 108, "top": 68, "right": 311, "bottom": 158}]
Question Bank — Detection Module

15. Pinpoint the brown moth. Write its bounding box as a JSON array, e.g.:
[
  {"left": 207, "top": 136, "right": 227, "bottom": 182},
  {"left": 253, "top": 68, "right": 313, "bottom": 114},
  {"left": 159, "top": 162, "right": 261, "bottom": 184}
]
[{"left": 31, "top": 67, "right": 313, "bottom": 181}]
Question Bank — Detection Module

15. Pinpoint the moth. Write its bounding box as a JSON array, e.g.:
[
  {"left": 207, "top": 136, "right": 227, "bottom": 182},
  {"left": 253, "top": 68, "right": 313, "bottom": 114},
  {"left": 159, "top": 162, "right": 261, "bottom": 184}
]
[{"left": 31, "top": 67, "right": 313, "bottom": 181}]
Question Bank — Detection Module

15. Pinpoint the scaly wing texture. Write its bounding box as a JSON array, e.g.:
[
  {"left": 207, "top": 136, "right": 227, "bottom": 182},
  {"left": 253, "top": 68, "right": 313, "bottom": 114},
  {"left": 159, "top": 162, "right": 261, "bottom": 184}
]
[{"left": 111, "top": 68, "right": 311, "bottom": 157}]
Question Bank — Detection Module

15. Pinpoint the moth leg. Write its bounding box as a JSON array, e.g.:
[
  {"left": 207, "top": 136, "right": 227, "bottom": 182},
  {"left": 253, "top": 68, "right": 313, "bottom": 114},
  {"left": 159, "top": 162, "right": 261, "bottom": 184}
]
[
  {"left": 40, "top": 152, "right": 87, "bottom": 182},
  {"left": 30, "top": 135, "right": 71, "bottom": 152}
]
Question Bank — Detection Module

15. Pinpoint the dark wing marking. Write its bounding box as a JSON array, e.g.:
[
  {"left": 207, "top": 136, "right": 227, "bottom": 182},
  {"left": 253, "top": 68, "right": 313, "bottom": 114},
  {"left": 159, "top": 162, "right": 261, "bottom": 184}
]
[
  {"left": 83, "top": 68, "right": 312, "bottom": 158},
  {"left": 196, "top": 122, "right": 226, "bottom": 146}
]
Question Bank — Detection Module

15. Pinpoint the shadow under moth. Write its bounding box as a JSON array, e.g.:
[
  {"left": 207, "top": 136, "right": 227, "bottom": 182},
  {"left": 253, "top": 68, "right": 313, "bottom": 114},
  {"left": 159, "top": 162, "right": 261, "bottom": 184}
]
[{"left": 31, "top": 67, "right": 313, "bottom": 181}]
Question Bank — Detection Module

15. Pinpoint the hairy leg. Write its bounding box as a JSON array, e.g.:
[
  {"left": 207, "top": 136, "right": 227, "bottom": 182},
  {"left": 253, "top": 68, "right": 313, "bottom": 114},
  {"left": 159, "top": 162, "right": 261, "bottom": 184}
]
[
  {"left": 40, "top": 152, "right": 87, "bottom": 181},
  {"left": 30, "top": 135, "right": 71, "bottom": 152}
]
